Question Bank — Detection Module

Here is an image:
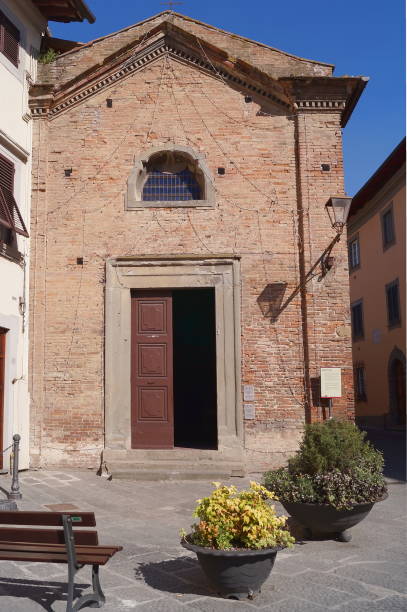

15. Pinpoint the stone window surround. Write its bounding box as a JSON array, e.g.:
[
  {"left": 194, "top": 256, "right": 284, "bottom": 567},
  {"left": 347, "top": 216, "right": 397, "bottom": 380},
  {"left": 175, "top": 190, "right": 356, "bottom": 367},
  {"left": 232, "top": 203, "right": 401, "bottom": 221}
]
[
  {"left": 104, "top": 255, "right": 242, "bottom": 453},
  {"left": 126, "top": 145, "right": 216, "bottom": 209}
]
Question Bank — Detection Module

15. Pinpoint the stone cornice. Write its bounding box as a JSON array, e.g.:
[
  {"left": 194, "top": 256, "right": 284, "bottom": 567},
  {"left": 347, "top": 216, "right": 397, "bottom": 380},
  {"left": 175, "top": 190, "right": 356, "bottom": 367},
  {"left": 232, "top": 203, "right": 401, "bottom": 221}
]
[
  {"left": 280, "top": 76, "right": 368, "bottom": 127},
  {"left": 29, "top": 33, "right": 292, "bottom": 119}
]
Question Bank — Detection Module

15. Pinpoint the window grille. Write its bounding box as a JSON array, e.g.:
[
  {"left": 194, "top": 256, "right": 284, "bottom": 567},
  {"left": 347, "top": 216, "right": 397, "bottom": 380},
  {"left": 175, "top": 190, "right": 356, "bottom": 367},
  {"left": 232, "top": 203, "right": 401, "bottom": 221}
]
[
  {"left": 0, "top": 154, "right": 28, "bottom": 239},
  {"left": 348, "top": 237, "right": 360, "bottom": 270},
  {"left": 351, "top": 300, "right": 364, "bottom": 340},
  {"left": 142, "top": 168, "right": 201, "bottom": 201},
  {"left": 355, "top": 366, "right": 366, "bottom": 401},
  {"left": 382, "top": 207, "right": 395, "bottom": 248},
  {"left": 386, "top": 280, "right": 401, "bottom": 327},
  {"left": 0, "top": 10, "right": 20, "bottom": 67}
]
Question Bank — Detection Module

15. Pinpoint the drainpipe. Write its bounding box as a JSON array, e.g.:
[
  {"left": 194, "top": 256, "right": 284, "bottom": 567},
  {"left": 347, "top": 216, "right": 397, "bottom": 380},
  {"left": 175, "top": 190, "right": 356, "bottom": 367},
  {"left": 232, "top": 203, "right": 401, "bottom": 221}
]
[{"left": 294, "top": 112, "right": 312, "bottom": 423}]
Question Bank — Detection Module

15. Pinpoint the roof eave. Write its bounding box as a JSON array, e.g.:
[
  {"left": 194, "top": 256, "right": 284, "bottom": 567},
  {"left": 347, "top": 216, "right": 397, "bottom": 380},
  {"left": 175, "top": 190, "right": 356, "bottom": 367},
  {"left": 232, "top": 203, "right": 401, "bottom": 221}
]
[
  {"left": 349, "top": 138, "right": 406, "bottom": 217},
  {"left": 33, "top": 0, "right": 95, "bottom": 24}
]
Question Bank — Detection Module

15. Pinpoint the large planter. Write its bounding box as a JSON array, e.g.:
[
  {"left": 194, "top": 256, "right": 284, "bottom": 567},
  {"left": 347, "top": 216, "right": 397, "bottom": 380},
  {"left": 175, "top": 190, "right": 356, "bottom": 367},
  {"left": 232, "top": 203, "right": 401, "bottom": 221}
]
[
  {"left": 281, "top": 495, "right": 387, "bottom": 542},
  {"left": 181, "top": 537, "right": 281, "bottom": 600}
]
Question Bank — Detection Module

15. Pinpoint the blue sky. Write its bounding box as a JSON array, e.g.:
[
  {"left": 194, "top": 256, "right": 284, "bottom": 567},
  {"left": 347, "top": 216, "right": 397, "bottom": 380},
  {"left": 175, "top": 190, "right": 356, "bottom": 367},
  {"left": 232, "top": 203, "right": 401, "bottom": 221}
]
[{"left": 50, "top": 0, "right": 405, "bottom": 195}]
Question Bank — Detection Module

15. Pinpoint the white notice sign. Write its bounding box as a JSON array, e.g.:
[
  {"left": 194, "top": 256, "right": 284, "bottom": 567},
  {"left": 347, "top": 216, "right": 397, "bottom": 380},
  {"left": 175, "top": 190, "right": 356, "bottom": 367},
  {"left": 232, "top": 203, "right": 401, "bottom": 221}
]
[
  {"left": 244, "top": 385, "right": 255, "bottom": 402},
  {"left": 244, "top": 404, "right": 256, "bottom": 420},
  {"left": 320, "top": 368, "right": 342, "bottom": 398}
]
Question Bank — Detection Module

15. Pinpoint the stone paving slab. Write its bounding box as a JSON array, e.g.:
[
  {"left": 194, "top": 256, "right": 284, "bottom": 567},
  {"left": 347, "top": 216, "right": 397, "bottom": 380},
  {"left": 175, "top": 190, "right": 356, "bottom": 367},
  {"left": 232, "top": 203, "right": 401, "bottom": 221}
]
[{"left": 0, "top": 470, "right": 405, "bottom": 611}]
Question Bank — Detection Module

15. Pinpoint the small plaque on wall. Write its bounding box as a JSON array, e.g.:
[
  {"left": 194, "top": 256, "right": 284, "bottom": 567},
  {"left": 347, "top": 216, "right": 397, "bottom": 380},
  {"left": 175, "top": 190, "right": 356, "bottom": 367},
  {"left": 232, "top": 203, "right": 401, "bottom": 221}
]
[
  {"left": 244, "top": 404, "right": 256, "bottom": 420},
  {"left": 244, "top": 385, "right": 255, "bottom": 401},
  {"left": 320, "top": 368, "right": 342, "bottom": 398}
]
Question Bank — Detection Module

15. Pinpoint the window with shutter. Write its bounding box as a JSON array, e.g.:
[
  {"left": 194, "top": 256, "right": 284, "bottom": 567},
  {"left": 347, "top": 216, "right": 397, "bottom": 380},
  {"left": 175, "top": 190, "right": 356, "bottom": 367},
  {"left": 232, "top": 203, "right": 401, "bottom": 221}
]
[
  {"left": 355, "top": 365, "right": 367, "bottom": 401},
  {"left": 0, "top": 10, "right": 20, "bottom": 67},
  {"left": 386, "top": 279, "right": 401, "bottom": 327},
  {"left": 348, "top": 236, "right": 360, "bottom": 270},
  {"left": 381, "top": 205, "right": 395, "bottom": 249},
  {"left": 351, "top": 300, "right": 364, "bottom": 340},
  {"left": 0, "top": 153, "right": 28, "bottom": 240}
]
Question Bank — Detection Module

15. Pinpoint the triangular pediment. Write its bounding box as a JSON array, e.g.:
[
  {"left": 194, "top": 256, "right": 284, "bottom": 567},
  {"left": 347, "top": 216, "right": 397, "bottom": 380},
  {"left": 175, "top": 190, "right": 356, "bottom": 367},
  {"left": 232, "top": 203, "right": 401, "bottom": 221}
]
[{"left": 30, "top": 21, "right": 293, "bottom": 118}]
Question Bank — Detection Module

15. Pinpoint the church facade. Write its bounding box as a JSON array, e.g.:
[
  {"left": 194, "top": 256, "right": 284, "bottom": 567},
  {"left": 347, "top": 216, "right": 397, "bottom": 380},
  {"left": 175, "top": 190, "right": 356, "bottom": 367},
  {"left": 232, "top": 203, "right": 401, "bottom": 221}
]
[{"left": 28, "top": 13, "right": 366, "bottom": 477}]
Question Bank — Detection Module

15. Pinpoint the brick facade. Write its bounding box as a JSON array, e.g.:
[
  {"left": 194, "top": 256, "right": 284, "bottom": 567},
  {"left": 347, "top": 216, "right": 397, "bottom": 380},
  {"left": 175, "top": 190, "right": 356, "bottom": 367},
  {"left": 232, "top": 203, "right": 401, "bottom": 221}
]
[{"left": 29, "top": 12, "right": 364, "bottom": 472}]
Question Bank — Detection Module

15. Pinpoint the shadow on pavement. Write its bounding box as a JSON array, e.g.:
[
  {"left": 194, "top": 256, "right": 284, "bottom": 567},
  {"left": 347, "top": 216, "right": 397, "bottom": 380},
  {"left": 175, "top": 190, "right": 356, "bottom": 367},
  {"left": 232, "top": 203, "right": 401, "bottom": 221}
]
[
  {"left": 134, "top": 555, "right": 215, "bottom": 597},
  {"left": 0, "top": 577, "right": 89, "bottom": 611},
  {"left": 361, "top": 428, "right": 406, "bottom": 481}
]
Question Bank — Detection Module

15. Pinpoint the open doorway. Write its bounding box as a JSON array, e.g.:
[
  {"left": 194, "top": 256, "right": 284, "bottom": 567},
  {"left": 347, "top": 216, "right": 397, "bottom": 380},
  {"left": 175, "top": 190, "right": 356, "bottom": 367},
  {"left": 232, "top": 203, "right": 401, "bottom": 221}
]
[
  {"left": 130, "top": 288, "right": 217, "bottom": 449},
  {"left": 173, "top": 289, "right": 217, "bottom": 449}
]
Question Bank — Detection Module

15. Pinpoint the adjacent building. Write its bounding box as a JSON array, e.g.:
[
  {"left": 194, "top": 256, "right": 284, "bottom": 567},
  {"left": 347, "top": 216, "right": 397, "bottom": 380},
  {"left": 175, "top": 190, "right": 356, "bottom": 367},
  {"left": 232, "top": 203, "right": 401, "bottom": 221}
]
[
  {"left": 348, "top": 139, "right": 406, "bottom": 429},
  {"left": 0, "top": 0, "right": 94, "bottom": 469},
  {"left": 28, "top": 12, "right": 367, "bottom": 476}
]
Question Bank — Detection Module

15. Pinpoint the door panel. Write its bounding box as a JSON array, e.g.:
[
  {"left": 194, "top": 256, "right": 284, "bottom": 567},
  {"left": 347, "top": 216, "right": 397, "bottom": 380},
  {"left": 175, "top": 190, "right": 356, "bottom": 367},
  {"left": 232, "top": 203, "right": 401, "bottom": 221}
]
[{"left": 131, "top": 292, "right": 174, "bottom": 448}]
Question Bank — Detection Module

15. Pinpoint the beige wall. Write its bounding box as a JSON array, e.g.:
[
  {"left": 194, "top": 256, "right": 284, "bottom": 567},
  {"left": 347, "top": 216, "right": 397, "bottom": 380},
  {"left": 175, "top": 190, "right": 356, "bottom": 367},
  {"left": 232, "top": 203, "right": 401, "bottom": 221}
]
[
  {"left": 348, "top": 165, "right": 406, "bottom": 425},
  {"left": 0, "top": 0, "right": 45, "bottom": 468}
]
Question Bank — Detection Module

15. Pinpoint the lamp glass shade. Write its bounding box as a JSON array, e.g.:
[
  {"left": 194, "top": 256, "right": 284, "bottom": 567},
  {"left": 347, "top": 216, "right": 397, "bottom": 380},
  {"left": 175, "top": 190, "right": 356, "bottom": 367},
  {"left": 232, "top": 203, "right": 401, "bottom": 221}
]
[{"left": 325, "top": 197, "right": 352, "bottom": 229}]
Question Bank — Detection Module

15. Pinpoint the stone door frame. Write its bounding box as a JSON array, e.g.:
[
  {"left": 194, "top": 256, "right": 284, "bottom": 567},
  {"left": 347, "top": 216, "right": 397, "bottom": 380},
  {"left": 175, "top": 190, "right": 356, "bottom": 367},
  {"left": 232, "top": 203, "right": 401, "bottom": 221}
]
[{"left": 105, "top": 255, "right": 242, "bottom": 453}]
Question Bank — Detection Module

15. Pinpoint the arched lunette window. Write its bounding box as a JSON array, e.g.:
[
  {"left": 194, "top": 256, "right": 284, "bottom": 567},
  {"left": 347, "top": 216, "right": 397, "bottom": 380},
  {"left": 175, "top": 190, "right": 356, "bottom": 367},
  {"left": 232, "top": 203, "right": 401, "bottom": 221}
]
[
  {"left": 142, "top": 151, "right": 201, "bottom": 201},
  {"left": 126, "top": 145, "right": 215, "bottom": 209}
]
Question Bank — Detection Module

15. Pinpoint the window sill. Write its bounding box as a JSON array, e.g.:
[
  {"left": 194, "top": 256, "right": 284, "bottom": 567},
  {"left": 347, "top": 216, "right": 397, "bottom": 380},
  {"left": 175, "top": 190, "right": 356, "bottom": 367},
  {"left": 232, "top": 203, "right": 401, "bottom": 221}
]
[
  {"left": 356, "top": 396, "right": 367, "bottom": 403},
  {"left": 0, "top": 242, "right": 23, "bottom": 263},
  {"left": 383, "top": 240, "right": 396, "bottom": 252},
  {"left": 126, "top": 199, "right": 215, "bottom": 209},
  {"left": 388, "top": 321, "right": 402, "bottom": 330}
]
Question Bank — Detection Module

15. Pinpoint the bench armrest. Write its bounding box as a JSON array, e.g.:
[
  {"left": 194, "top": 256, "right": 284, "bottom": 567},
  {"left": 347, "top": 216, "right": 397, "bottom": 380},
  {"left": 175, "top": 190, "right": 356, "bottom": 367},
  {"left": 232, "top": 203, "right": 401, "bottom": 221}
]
[{"left": 62, "top": 514, "right": 79, "bottom": 570}]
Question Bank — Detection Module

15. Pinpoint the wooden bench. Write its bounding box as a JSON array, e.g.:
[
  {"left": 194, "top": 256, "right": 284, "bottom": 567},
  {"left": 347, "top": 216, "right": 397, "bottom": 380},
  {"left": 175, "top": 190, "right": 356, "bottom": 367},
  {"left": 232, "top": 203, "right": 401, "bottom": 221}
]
[{"left": 0, "top": 510, "right": 122, "bottom": 611}]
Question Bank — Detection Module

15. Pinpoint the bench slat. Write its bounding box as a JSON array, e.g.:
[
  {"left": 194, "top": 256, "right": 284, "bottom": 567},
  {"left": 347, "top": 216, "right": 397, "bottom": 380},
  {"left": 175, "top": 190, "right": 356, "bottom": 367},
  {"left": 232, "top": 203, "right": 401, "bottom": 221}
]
[
  {"left": 0, "top": 550, "right": 112, "bottom": 565},
  {"left": 0, "top": 511, "right": 96, "bottom": 527},
  {"left": 0, "top": 542, "right": 122, "bottom": 556},
  {"left": 0, "top": 527, "right": 99, "bottom": 545}
]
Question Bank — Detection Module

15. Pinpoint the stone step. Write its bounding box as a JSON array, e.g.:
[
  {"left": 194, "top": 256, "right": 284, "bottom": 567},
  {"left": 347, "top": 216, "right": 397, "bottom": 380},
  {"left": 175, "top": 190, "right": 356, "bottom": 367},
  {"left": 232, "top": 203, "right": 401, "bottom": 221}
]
[
  {"left": 111, "top": 468, "right": 244, "bottom": 481},
  {"left": 104, "top": 448, "right": 238, "bottom": 462},
  {"left": 102, "top": 447, "right": 246, "bottom": 480}
]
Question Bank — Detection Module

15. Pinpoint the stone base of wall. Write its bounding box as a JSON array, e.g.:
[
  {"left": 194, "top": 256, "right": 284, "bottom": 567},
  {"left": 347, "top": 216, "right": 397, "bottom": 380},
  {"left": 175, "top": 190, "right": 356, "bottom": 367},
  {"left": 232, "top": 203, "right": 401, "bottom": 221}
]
[{"left": 244, "top": 424, "right": 303, "bottom": 473}]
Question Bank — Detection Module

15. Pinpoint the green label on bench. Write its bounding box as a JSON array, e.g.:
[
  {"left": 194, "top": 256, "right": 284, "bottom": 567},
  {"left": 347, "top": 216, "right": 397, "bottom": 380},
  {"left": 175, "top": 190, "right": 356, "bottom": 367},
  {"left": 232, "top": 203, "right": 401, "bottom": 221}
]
[{"left": 71, "top": 516, "right": 82, "bottom": 523}]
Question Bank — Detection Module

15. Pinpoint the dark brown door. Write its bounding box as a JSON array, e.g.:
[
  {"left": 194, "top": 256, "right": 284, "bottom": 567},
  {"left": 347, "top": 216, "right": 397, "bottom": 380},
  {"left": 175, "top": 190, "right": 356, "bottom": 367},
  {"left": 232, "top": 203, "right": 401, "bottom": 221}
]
[
  {"left": 131, "top": 291, "right": 174, "bottom": 448},
  {"left": 394, "top": 360, "right": 406, "bottom": 426},
  {"left": 0, "top": 329, "right": 6, "bottom": 469}
]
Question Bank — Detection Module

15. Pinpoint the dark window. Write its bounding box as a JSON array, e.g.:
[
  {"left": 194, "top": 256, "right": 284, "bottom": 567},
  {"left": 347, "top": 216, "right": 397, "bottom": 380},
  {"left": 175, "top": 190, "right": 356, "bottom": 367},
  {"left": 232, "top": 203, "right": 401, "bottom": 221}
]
[
  {"left": 382, "top": 206, "right": 395, "bottom": 248},
  {"left": 348, "top": 236, "right": 360, "bottom": 270},
  {"left": 142, "top": 151, "right": 202, "bottom": 202},
  {"left": 355, "top": 366, "right": 367, "bottom": 401},
  {"left": 386, "top": 279, "right": 401, "bottom": 327},
  {"left": 0, "top": 10, "right": 20, "bottom": 67},
  {"left": 0, "top": 153, "right": 28, "bottom": 241},
  {"left": 351, "top": 300, "right": 364, "bottom": 340}
]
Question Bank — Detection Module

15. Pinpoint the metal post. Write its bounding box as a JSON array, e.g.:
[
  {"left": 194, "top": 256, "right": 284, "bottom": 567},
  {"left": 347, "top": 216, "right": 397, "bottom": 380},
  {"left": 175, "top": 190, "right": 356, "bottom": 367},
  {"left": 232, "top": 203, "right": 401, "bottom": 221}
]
[
  {"left": 328, "top": 398, "right": 333, "bottom": 420},
  {"left": 9, "top": 434, "right": 22, "bottom": 500}
]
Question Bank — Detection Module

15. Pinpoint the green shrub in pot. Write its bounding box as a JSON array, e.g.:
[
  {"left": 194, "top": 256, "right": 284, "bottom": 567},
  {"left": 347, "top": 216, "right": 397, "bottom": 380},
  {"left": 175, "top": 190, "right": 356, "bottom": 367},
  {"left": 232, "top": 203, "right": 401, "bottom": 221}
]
[
  {"left": 264, "top": 420, "right": 387, "bottom": 541},
  {"left": 265, "top": 420, "right": 387, "bottom": 510}
]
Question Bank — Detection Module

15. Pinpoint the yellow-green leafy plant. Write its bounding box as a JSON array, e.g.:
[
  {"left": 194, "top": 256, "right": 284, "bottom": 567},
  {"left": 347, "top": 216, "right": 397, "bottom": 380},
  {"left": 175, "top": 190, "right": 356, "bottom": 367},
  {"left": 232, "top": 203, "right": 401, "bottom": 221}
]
[{"left": 180, "top": 481, "right": 295, "bottom": 550}]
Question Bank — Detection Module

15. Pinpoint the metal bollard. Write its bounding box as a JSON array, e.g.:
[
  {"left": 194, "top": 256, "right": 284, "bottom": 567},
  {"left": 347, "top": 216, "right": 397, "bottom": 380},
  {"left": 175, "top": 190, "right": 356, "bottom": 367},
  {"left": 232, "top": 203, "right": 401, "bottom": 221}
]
[{"left": 9, "top": 434, "right": 22, "bottom": 501}]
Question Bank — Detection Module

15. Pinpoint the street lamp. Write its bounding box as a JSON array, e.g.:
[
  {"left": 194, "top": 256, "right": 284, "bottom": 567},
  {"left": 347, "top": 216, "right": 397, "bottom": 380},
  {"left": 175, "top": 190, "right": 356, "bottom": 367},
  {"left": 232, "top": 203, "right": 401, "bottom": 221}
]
[
  {"left": 320, "top": 196, "right": 353, "bottom": 276},
  {"left": 325, "top": 196, "right": 352, "bottom": 233}
]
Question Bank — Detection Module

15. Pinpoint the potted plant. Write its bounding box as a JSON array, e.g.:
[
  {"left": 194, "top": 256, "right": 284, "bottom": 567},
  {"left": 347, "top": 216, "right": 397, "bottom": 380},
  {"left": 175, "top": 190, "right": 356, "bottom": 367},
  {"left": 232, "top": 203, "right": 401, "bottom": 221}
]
[
  {"left": 264, "top": 420, "right": 388, "bottom": 542},
  {"left": 180, "top": 481, "right": 294, "bottom": 600}
]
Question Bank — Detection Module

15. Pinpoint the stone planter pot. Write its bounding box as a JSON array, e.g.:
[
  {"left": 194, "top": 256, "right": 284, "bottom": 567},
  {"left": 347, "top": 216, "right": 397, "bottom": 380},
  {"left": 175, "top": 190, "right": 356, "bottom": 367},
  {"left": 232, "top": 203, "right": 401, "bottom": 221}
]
[
  {"left": 181, "top": 537, "right": 282, "bottom": 600},
  {"left": 281, "top": 494, "right": 387, "bottom": 542}
]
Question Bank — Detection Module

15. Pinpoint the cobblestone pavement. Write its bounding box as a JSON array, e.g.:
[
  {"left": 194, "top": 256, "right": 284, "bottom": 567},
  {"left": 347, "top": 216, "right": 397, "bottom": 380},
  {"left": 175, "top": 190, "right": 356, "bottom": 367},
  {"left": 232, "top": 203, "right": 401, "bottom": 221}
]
[{"left": 0, "top": 470, "right": 405, "bottom": 611}]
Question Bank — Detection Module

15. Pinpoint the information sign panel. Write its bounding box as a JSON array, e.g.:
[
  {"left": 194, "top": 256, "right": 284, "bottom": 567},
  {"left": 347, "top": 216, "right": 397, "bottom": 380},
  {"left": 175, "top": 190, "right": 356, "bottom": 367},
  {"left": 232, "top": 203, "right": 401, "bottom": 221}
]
[{"left": 320, "top": 368, "right": 342, "bottom": 398}]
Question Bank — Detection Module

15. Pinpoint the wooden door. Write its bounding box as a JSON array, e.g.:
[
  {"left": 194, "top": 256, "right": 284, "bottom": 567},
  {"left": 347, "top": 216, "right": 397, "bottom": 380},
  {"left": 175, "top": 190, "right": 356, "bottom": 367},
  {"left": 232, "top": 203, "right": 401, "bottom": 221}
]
[
  {"left": 131, "top": 291, "right": 174, "bottom": 448},
  {"left": 394, "top": 360, "right": 406, "bottom": 426},
  {"left": 0, "top": 329, "right": 6, "bottom": 469}
]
